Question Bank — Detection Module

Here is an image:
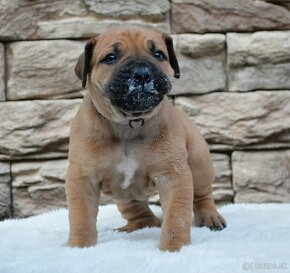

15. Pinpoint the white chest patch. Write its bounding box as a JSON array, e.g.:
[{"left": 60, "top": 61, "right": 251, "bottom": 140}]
[{"left": 116, "top": 156, "right": 138, "bottom": 189}]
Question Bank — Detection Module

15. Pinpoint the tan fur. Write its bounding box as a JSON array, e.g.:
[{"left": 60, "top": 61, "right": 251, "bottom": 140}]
[{"left": 66, "top": 26, "right": 226, "bottom": 252}]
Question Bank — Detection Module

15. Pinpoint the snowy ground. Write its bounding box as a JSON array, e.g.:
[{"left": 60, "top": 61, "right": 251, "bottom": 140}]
[{"left": 0, "top": 204, "right": 289, "bottom": 273}]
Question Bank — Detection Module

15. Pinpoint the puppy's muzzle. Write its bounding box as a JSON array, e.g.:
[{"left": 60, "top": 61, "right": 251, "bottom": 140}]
[{"left": 106, "top": 59, "right": 172, "bottom": 114}]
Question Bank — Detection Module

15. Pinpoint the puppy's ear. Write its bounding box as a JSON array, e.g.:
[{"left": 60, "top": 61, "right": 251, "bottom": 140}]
[
  {"left": 75, "top": 38, "right": 97, "bottom": 88},
  {"left": 162, "top": 34, "right": 180, "bottom": 79}
]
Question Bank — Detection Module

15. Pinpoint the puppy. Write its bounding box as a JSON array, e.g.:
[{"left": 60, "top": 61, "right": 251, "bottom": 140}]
[{"left": 66, "top": 26, "right": 226, "bottom": 251}]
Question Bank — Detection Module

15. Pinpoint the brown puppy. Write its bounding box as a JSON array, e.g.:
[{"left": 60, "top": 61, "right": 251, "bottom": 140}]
[{"left": 66, "top": 26, "right": 226, "bottom": 251}]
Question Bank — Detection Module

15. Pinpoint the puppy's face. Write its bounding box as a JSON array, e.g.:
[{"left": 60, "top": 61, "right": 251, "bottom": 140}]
[{"left": 75, "top": 27, "right": 179, "bottom": 120}]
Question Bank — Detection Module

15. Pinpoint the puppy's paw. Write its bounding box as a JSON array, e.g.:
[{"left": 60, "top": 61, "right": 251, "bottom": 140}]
[
  {"left": 67, "top": 236, "right": 97, "bottom": 248},
  {"left": 115, "top": 217, "right": 161, "bottom": 233},
  {"left": 194, "top": 209, "right": 226, "bottom": 231},
  {"left": 159, "top": 242, "right": 184, "bottom": 252},
  {"left": 159, "top": 230, "right": 190, "bottom": 252}
]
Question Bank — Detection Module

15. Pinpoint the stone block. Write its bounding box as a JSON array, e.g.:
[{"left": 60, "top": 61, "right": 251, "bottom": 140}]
[
  {"left": 7, "top": 40, "right": 86, "bottom": 100},
  {"left": 172, "top": 0, "right": 290, "bottom": 33},
  {"left": 228, "top": 31, "right": 290, "bottom": 91},
  {"left": 233, "top": 151, "right": 290, "bottom": 202},
  {"left": 0, "top": 100, "right": 81, "bottom": 160},
  {"left": 171, "top": 34, "right": 226, "bottom": 95},
  {"left": 12, "top": 160, "right": 68, "bottom": 217},
  {"left": 175, "top": 91, "right": 290, "bottom": 149},
  {"left": 0, "top": 0, "right": 170, "bottom": 40}
]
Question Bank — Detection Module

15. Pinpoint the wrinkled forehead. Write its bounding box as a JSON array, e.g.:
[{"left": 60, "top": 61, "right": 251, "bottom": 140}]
[{"left": 94, "top": 28, "right": 165, "bottom": 57}]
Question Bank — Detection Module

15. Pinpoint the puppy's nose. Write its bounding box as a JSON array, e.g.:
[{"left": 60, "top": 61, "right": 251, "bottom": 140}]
[{"left": 131, "top": 63, "right": 151, "bottom": 84}]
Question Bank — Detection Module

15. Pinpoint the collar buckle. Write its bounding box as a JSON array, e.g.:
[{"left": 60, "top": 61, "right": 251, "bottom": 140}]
[{"left": 129, "top": 118, "right": 145, "bottom": 128}]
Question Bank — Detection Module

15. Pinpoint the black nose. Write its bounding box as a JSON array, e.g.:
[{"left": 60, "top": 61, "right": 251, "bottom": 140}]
[{"left": 131, "top": 63, "right": 151, "bottom": 84}]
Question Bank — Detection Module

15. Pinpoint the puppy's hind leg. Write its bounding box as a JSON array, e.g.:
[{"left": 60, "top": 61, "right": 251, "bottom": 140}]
[
  {"left": 188, "top": 136, "right": 227, "bottom": 231},
  {"left": 115, "top": 200, "right": 161, "bottom": 232}
]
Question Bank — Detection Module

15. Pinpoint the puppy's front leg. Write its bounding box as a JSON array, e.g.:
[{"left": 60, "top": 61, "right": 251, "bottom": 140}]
[
  {"left": 66, "top": 164, "right": 100, "bottom": 248},
  {"left": 156, "top": 167, "right": 193, "bottom": 251}
]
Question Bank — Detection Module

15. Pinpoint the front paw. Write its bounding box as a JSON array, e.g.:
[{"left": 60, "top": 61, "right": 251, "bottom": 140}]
[
  {"left": 159, "top": 229, "right": 190, "bottom": 252},
  {"left": 67, "top": 235, "right": 97, "bottom": 248}
]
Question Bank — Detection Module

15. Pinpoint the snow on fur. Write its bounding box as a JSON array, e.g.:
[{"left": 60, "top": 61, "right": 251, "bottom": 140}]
[{"left": 0, "top": 204, "right": 289, "bottom": 273}]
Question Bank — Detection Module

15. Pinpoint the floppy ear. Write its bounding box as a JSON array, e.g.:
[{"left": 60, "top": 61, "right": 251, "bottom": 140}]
[
  {"left": 162, "top": 34, "right": 180, "bottom": 79},
  {"left": 75, "top": 39, "right": 96, "bottom": 88}
]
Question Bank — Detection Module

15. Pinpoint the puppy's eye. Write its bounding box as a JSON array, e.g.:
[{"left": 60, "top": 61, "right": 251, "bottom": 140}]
[
  {"left": 101, "top": 53, "right": 118, "bottom": 64},
  {"left": 154, "top": 50, "right": 166, "bottom": 61}
]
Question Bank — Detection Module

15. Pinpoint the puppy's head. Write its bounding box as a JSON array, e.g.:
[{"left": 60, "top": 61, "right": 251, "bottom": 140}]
[{"left": 75, "top": 26, "right": 179, "bottom": 122}]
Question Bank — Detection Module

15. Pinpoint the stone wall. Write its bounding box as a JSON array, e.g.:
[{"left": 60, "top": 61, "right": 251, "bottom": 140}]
[{"left": 1, "top": 0, "right": 290, "bottom": 219}]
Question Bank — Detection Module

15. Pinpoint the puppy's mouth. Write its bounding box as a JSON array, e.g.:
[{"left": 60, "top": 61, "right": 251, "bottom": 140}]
[
  {"left": 105, "top": 59, "right": 171, "bottom": 116},
  {"left": 110, "top": 89, "right": 164, "bottom": 114}
]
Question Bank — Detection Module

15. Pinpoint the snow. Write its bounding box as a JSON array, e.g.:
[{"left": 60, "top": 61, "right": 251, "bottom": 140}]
[{"left": 0, "top": 204, "right": 289, "bottom": 273}]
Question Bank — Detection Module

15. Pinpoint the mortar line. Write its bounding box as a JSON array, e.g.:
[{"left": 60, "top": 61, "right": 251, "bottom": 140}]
[
  {"left": 9, "top": 161, "right": 13, "bottom": 218},
  {"left": 3, "top": 42, "right": 8, "bottom": 101},
  {"left": 229, "top": 151, "right": 235, "bottom": 203},
  {"left": 225, "top": 34, "right": 229, "bottom": 93}
]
